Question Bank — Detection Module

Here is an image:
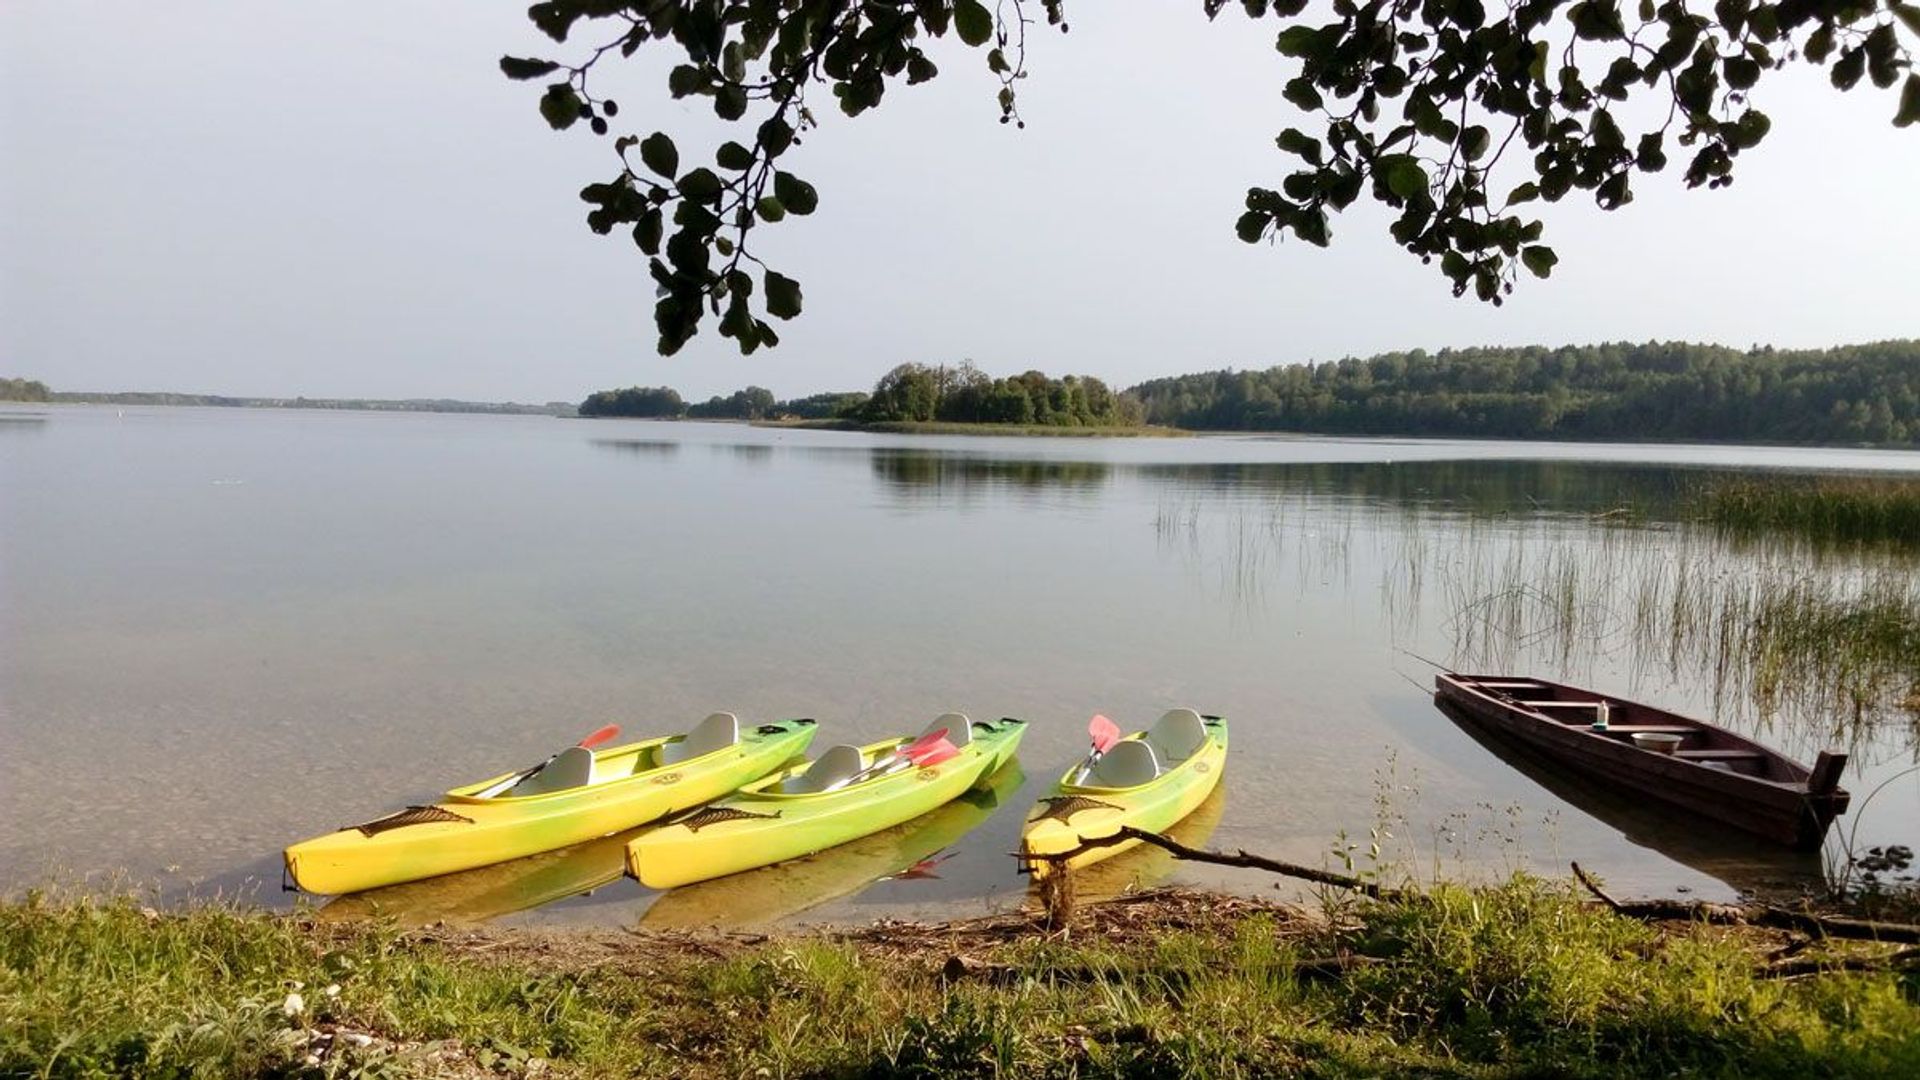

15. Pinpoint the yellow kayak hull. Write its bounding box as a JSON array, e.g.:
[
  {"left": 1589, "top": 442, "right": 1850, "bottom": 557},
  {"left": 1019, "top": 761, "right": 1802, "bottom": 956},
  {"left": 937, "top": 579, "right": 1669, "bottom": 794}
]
[
  {"left": 314, "top": 826, "right": 638, "bottom": 925},
  {"left": 640, "top": 760, "right": 1025, "bottom": 928},
  {"left": 1060, "top": 782, "right": 1227, "bottom": 904},
  {"left": 1020, "top": 715, "right": 1228, "bottom": 880},
  {"left": 285, "top": 720, "right": 817, "bottom": 894},
  {"left": 627, "top": 718, "right": 1027, "bottom": 889}
]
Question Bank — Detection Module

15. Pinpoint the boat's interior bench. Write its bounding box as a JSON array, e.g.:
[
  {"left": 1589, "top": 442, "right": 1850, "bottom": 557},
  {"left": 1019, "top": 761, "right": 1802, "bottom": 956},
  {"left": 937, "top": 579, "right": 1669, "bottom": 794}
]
[{"left": 1674, "top": 749, "right": 1765, "bottom": 761}]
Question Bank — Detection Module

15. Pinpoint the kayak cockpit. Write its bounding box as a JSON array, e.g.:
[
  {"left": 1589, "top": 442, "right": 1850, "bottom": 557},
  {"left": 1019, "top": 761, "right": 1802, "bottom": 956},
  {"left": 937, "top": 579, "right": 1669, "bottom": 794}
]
[{"left": 454, "top": 713, "right": 761, "bottom": 802}]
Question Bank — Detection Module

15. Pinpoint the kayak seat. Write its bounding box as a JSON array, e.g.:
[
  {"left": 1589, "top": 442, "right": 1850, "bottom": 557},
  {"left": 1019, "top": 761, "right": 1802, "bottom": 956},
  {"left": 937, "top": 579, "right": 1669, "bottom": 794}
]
[
  {"left": 506, "top": 745, "right": 595, "bottom": 797},
  {"left": 1090, "top": 740, "right": 1161, "bottom": 788},
  {"left": 659, "top": 712, "right": 740, "bottom": 766},
  {"left": 782, "top": 744, "right": 866, "bottom": 794},
  {"left": 1145, "top": 708, "right": 1208, "bottom": 765},
  {"left": 927, "top": 712, "right": 971, "bottom": 747}
]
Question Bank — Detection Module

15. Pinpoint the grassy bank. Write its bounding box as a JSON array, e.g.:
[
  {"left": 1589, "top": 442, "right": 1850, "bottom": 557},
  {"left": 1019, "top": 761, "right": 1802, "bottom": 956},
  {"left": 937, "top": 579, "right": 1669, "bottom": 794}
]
[
  {"left": 1698, "top": 476, "right": 1920, "bottom": 549},
  {"left": 759, "top": 418, "right": 1188, "bottom": 438},
  {"left": 5, "top": 882, "right": 1916, "bottom": 1078}
]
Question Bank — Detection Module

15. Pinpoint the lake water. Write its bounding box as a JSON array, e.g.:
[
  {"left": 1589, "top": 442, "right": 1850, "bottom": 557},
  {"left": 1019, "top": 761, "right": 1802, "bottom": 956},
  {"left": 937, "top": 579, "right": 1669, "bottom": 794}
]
[{"left": 4, "top": 406, "right": 1917, "bottom": 926}]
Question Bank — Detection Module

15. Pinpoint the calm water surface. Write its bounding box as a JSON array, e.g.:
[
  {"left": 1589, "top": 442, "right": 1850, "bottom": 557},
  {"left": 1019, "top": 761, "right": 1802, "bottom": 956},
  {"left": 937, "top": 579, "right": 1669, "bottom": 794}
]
[{"left": 3, "top": 406, "right": 1917, "bottom": 925}]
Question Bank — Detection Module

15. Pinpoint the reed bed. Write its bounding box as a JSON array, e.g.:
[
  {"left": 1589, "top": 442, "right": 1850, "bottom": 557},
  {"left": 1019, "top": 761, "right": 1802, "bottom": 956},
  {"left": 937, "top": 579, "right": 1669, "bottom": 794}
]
[
  {"left": 1698, "top": 476, "right": 1920, "bottom": 550},
  {"left": 1410, "top": 520, "right": 1920, "bottom": 754}
]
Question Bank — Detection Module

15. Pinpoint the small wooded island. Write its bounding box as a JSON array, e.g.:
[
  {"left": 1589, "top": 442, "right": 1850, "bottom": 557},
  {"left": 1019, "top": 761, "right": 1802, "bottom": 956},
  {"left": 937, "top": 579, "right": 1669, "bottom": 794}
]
[{"left": 575, "top": 340, "right": 1920, "bottom": 444}]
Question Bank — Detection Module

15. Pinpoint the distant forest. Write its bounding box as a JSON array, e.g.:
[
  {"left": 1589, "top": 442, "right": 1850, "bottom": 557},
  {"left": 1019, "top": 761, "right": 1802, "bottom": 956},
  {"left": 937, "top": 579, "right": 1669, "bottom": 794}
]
[
  {"left": 1, "top": 377, "right": 51, "bottom": 402},
  {"left": 1130, "top": 341, "right": 1920, "bottom": 444},
  {"left": 579, "top": 363, "right": 1142, "bottom": 427},
  {"left": 577, "top": 384, "right": 869, "bottom": 420}
]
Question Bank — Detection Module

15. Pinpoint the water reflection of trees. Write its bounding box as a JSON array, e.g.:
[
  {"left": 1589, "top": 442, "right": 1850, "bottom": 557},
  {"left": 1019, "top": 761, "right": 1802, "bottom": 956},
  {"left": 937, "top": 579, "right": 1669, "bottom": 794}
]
[
  {"left": 589, "top": 438, "right": 682, "bottom": 457},
  {"left": 868, "top": 450, "right": 1112, "bottom": 496},
  {"left": 1133, "top": 459, "right": 1707, "bottom": 519}
]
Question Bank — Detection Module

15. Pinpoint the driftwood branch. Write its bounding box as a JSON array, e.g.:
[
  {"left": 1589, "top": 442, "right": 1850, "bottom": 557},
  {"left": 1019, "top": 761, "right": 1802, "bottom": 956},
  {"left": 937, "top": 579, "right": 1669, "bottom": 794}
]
[
  {"left": 1571, "top": 862, "right": 1920, "bottom": 944},
  {"left": 1024, "top": 826, "right": 1404, "bottom": 900}
]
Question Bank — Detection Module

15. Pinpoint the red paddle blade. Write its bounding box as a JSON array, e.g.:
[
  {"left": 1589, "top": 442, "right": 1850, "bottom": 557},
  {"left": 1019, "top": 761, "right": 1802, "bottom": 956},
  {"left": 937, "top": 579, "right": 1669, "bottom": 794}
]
[
  {"left": 1088, "top": 714, "right": 1120, "bottom": 753},
  {"left": 908, "top": 739, "right": 960, "bottom": 768},
  {"left": 900, "top": 727, "right": 949, "bottom": 758},
  {"left": 578, "top": 723, "right": 621, "bottom": 749}
]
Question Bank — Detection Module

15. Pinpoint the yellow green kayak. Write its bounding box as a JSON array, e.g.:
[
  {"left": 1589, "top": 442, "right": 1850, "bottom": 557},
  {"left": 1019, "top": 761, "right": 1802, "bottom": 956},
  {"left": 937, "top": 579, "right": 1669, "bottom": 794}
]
[
  {"left": 314, "top": 826, "right": 637, "bottom": 925},
  {"left": 285, "top": 715, "right": 816, "bottom": 895},
  {"left": 1066, "top": 782, "right": 1226, "bottom": 903},
  {"left": 626, "top": 715, "right": 1027, "bottom": 889},
  {"left": 640, "top": 759, "right": 1025, "bottom": 928},
  {"left": 1019, "top": 710, "right": 1227, "bottom": 879}
]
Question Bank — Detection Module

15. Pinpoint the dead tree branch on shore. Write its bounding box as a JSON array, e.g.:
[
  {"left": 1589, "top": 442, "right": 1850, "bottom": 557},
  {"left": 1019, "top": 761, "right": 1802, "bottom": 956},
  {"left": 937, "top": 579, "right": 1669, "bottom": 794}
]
[{"left": 1571, "top": 862, "right": 1920, "bottom": 944}]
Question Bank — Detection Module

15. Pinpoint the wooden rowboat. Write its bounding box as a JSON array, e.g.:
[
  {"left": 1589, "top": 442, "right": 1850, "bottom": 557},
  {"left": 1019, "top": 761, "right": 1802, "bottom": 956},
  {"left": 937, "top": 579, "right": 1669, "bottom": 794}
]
[{"left": 1434, "top": 674, "right": 1849, "bottom": 850}]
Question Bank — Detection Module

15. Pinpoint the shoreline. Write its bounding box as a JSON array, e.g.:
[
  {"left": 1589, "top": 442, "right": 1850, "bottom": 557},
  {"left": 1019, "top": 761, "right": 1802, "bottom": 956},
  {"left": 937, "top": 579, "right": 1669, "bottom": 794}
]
[{"left": 8, "top": 880, "right": 1917, "bottom": 1077}]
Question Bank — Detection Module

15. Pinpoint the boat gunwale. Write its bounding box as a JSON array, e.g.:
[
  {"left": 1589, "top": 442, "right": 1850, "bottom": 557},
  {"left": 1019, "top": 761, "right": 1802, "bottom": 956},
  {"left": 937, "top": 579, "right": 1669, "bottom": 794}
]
[
  {"left": 723, "top": 721, "right": 1026, "bottom": 804},
  {"left": 1434, "top": 675, "right": 1822, "bottom": 792},
  {"left": 442, "top": 721, "right": 816, "bottom": 806},
  {"left": 1050, "top": 716, "right": 1229, "bottom": 797}
]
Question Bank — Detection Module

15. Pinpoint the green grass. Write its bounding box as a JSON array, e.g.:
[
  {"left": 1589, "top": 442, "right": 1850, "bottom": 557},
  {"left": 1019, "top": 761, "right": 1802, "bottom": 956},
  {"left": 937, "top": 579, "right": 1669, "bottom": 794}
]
[
  {"left": 4, "top": 879, "right": 1917, "bottom": 1078},
  {"left": 1699, "top": 477, "right": 1920, "bottom": 550}
]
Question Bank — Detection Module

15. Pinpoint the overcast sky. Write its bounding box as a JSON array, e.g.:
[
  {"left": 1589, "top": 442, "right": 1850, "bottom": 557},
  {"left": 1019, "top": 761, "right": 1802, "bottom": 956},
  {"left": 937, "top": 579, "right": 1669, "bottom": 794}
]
[{"left": 4, "top": 3, "right": 1917, "bottom": 403}]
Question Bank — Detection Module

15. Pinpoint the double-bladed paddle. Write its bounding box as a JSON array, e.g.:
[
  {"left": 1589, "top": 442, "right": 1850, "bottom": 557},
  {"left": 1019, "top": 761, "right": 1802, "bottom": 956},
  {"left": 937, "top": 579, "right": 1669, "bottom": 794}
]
[
  {"left": 1074, "top": 714, "right": 1121, "bottom": 782},
  {"left": 833, "top": 728, "right": 956, "bottom": 790},
  {"left": 477, "top": 723, "right": 621, "bottom": 798}
]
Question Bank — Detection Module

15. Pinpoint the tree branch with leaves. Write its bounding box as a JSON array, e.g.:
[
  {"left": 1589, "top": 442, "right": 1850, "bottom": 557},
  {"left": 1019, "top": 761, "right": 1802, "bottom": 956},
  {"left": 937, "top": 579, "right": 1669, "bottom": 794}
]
[{"left": 505, "top": 0, "right": 1919, "bottom": 354}]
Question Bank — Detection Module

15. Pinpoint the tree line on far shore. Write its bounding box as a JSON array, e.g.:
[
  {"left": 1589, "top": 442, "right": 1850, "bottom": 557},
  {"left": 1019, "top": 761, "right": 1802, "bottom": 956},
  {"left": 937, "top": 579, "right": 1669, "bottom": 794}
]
[
  {"left": 1130, "top": 341, "right": 1920, "bottom": 445},
  {"left": 576, "top": 384, "right": 870, "bottom": 421},
  {"left": 578, "top": 363, "right": 1144, "bottom": 428},
  {"left": 1, "top": 377, "right": 51, "bottom": 402},
  {"left": 578, "top": 341, "right": 1920, "bottom": 445}
]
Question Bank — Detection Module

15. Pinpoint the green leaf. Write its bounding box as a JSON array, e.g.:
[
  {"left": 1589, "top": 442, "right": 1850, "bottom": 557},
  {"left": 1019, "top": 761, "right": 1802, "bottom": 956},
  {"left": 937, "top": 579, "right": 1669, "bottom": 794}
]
[
  {"left": 1521, "top": 245, "right": 1558, "bottom": 278},
  {"left": 1276, "top": 27, "right": 1318, "bottom": 57},
  {"left": 1293, "top": 208, "right": 1331, "bottom": 247},
  {"left": 634, "top": 210, "right": 663, "bottom": 255},
  {"left": 717, "top": 141, "right": 754, "bottom": 171},
  {"left": 715, "top": 84, "right": 748, "bottom": 121},
  {"left": 678, "top": 167, "right": 724, "bottom": 204},
  {"left": 759, "top": 117, "right": 795, "bottom": 157},
  {"left": 1507, "top": 181, "right": 1540, "bottom": 205},
  {"left": 1275, "top": 127, "right": 1324, "bottom": 165},
  {"left": 500, "top": 57, "right": 560, "bottom": 81},
  {"left": 1383, "top": 156, "right": 1428, "bottom": 199},
  {"left": 954, "top": 0, "right": 994, "bottom": 46},
  {"left": 538, "top": 83, "right": 581, "bottom": 130},
  {"left": 773, "top": 172, "right": 818, "bottom": 214},
  {"left": 756, "top": 196, "right": 787, "bottom": 222},
  {"left": 1235, "top": 210, "right": 1270, "bottom": 243},
  {"left": 1831, "top": 46, "right": 1865, "bottom": 91},
  {"left": 639, "top": 133, "right": 679, "bottom": 179},
  {"left": 668, "top": 65, "right": 705, "bottom": 98},
  {"left": 1897, "top": 74, "right": 1920, "bottom": 129},
  {"left": 1462, "top": 125, "right": 1490, "bottom": 161},
  {"left": 1636, "top": 131, "right": 1667, "bottom": 172},
  {"left": 765, "top": 271, "right": 803, "bottom": 319}
]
